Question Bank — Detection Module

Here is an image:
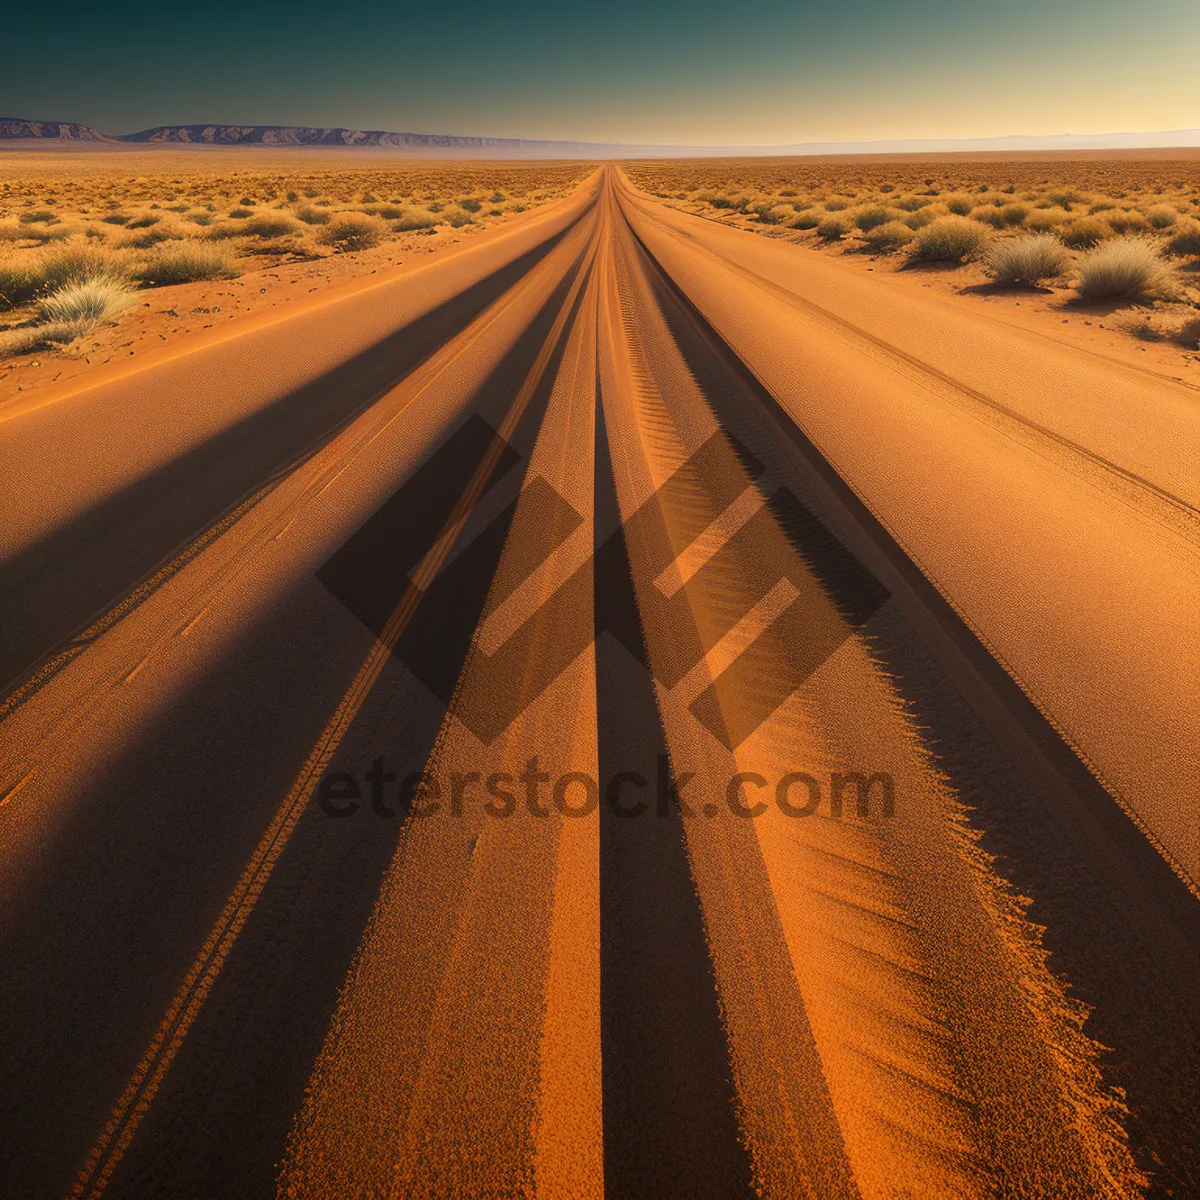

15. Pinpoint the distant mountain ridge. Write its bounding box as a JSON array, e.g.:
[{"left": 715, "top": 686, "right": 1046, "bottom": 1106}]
[
  {"left": 116, "top": 124, "right": 600, "bottom": 153},
  {"left": 4, "top": 117, "right": 1200, "bottom": 158},
  {"left": 0, "top": 118, "right": 114, "bottom": 141}
]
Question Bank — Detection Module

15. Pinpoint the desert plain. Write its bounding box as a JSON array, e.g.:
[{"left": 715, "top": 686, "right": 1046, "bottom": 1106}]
[{"left": 0, "top": 144, "right": 1196, "bottom": 1199}]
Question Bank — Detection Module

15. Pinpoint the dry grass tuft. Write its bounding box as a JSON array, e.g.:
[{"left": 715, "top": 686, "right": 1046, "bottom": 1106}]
[
  {"left": 1075, "top": 236, "right": 1179, "bottom": 301},
  {"left": 1164, "top": 219, "right": 1200, "bottom": 257},
  {"left": 38, "top": 276, "right": 135, "bottom": 328},
  {"left": 862, "top": 220, "right": 914, "bottom": 253},
  {"left": 135, "top": 241, "right": 236, "bottom": 285},
  {"left": 911, "top": 217, "right": 989, "bottom": 263},
  {"left": 317, "top": 212, "right": 388, "bottom": 252},
  {"left": 986, "top": 234, "right": 1071, "bottom": 286},
  {"left": 1060, "top": 218, "right": 1109, "bottom": 249},
  {"left": 817, "top": 214, "right": 853, "bottom": 241},
  {"left": 0, "top": 256, "right": 42, "bottom": 308}
]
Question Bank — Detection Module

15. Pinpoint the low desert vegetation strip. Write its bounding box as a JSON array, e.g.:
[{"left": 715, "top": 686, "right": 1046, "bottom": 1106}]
[
  {"left": 623, "top": 159, "right": 1200, "bottom": 360},
  {"left": 0, "top": 160, "right": 593, "bottom": 360}
]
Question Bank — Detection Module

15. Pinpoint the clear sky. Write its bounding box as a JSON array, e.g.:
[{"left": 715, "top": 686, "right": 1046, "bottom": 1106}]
[{"left": 4, "top": 0, "right": 1198, "bottom": 143}]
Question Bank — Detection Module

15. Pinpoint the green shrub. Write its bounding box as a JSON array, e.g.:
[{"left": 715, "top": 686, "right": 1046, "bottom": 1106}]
[
  {"left": 911, "top": 217, "right": 989, "bottom": 262},
  {"left": 1075, "top": 236, "right": 1178, "bottom": 301}
]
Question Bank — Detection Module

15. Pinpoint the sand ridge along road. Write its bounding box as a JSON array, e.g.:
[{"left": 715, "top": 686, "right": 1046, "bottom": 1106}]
[{"left": 0, "top": 166, "right": 1196, "bottom": 1199}]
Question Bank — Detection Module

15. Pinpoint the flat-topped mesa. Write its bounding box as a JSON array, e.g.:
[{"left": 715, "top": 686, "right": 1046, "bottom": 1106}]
[{"left": 0, "top": 118, "right": 115, "bottom": 141}]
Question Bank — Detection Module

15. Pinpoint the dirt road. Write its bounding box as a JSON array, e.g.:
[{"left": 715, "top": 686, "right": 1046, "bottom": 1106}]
[{"left": 1, "top": 166, "right": 1196, "bottom": 1199}]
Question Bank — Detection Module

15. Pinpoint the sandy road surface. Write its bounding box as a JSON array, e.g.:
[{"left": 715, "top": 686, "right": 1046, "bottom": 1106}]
[{"left": 0, "top": 167, "right": 1196, "bottom": 1199}]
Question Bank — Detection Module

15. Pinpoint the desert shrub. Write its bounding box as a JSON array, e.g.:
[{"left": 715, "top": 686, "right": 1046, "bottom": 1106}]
[
  {"left": 235, "top": 214, "right": 298, "bottom": 238},
  {"left": 970, "top": 205, "right": 1008, "bottom": 229},
  {"left": 790, "top": 211, "right": 821, "bottom": 230},
  {"left": 187, "top": 212, "right": 214, "bottom": 226},
  {"left": 855, "top": 206, "right": 897, "bottom": 232},
  {"left": 40, "top": 242, "right": 128, "bottom": 292},
  {"left": 226, "top": 208, "right": 253, "bottom": 220},
  {"left": 0, "top": 256, "right": 41, "bottom": 308},
  {"left": 817, "top": 214, "right": 852, "bottom": 241},
  {"left": 895, "top": 196, "right": 932, "bottom": 212},
  {"left": 903, "top": 207, "right": 939, "bottom": 230},
  {"left": 945, "top": 195, "right": 974, "bottom": 216},
  {"left": 912, "top": 217, "right": 989, "bottom": 262},
  {"left": 19, "top": 210, "right": 59, "bottom": 225},
  {"left": 1143, "top": 205, "right": 1178, "bottom": 230},
  {"left": 121, "top": 227, "right": 180, "bottom": 250},
  {"left": 126, "top": 215, "right": 160, "bottom": 229},
  {"left": 752, "top": 203, "right": 788, "bottom": 224},
  {"left": 823, "top": 198, "right": 849, "bottom": 212},
  {"left": 243, "top": 237, "right": 303, "bottom": 256},
  {"left": 862, "top": 221, "right": 914, "bottom": 253},
  {"left": 986, "top": 234, "right": 1070, "bottom": 286},
  {"left": 1164, "top": 219, "right": 1200, "bottom": 257},
  {"left": 0, "top": 325, "right": 50, "bottom": 357},
  {"left": 1024, "top": 207, "right": 1070, "bottom": 232},
  {"left": 1060, "top": 218, "right": 1108, "bottom": 249},
  {"left": 317, "top": 212, "right": 388, "bottom": 251},
  {"left": 392, "top": 212, "right": 438, "bottom": 232},
  {"left": 38, "top": 276, "right": 134, "bottom": 328},
  {"left": 1106, "top": 210, "right": 1150, "bottom": 235},
  {"left": 1048, "top": 191, "right": 1082, "bottom": 210},
  {"left": 100, "top": 213, "right": 130, "bottom": 226},
  {"left": 294, "top": 204, "right": 331, "bottom": 225},
  {"left": 1075, "top": 236, "right": 1178, "bottom": 301},
  {"left": 444, "top": 209, "right": 475, "bottom": 228},
  {"left": 999, "top": 204, "right": 1030, "bottom": 226},
  {"left": 459, "top": 197, "right": 482, "bottom": 213},
  {"left": 135, "top": 241, "right": 235, "bottom": 285}
]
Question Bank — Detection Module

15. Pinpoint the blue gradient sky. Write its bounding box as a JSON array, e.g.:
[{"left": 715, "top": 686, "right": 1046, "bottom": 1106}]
[{"left": 5, "top": 0, "right": 1198, "bottom": 143}]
